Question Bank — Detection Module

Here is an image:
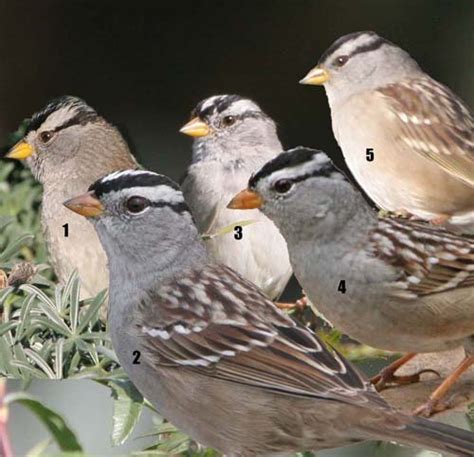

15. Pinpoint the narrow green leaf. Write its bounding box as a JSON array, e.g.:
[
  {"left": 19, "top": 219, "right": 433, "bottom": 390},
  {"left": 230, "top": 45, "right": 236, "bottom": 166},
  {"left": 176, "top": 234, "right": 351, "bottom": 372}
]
[
  {"left": 467, "top": 403, "right": 474, "bottom": 431},
  {"left": 26, "top": 438, "right": 53, "bottom": 457},
  {"left": 0, "top": 321, "right": 17, "bottom": 337},
  {"left": 15, "top": 293, "right": 36, "bottom": 342},
  {"left": 69, "top": 275, "right": 81, "bottom": 333},
  {"left": 5, "top": 392, "right": 82, "bottom": 451},
  {"left": 23, "top": 348, "right": 56, "bottom": 378},
  {"left": 31, "top": 316, "right": 71, "bottom": 336},
  {"left": 109, "top": 379, "right": 144, "bottom": 446},
  {"left": 54, "top": 338, "right": 65, "bottom": 379},
  {"left": 76, "top": 289, "right": 107, "bottom": 334},
  {"left": 201, "top": 220, "right": 258, "bottom": 240},
  {"left": 9, "top": 360, "right": 48, "bottom": 379},
  {"left": 21, "top": 284, "right": 72, "bottom": 335},
  {"left": 0, "top": 234, "right": 34, "bottom": 261},
  {"left": 0, "top": 287, "right": 14, "bottom": 304}
]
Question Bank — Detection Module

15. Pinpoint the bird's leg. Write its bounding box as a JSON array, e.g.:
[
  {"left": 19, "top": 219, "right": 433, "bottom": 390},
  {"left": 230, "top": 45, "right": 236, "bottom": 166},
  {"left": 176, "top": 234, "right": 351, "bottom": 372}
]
[
  {"left": 413, "top": 355, "right": 474, "bottom": 417},
  {"left": 429, "top": 214, "right": 450, "bottom": 226},
  {"left": 276, "top": 295, "right": 307, "bottom": 312},
  {"left": 371, "top": 353, "right": 439, "bottom": 391}
]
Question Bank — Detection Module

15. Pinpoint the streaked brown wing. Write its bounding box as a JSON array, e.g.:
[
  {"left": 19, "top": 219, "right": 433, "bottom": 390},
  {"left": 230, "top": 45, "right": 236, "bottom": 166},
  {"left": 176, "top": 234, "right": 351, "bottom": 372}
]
[
  {"left": 378, "top": 77, "right": 474, "bottom": 187},
  {"left": 370, "top": 218, "right": 474, "bottom": 298},
  {"left": 135, "top": 264, "right": 377, "bottom": 405}
]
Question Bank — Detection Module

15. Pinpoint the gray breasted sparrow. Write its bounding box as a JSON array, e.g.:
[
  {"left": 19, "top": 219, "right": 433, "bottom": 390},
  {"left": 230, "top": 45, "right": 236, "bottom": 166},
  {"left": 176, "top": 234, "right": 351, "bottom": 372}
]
[
  {"left": 300, "top": 31, "right": 474, "bottom": 233},
  {"left": 63, "top": 169, "right": 474, "bottom": 456},
  {"left": 229, "top": 147, "right": 474, "bottom": 417},
  {"left": 180, "top": 95, "right": 291, "bottom": 300},
  {"left": 5, "top": 96, "right": 137, "bottom": 298}
]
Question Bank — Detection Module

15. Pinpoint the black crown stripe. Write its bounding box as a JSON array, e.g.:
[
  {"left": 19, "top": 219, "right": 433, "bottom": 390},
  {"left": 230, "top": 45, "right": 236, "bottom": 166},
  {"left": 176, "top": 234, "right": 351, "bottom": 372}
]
[
  {"left": 318, "top": 31, "right": 393, "bottom": 65},
  {"left": 192, "top": 94, "right": 245, "bottom": 118},
  {"left": 249, "top": 147, "right": 341, "bottom": 188},
  {"left": 89, "top": 172, "right": 180, "bottom": 198},
  {"left": 25, "top": 96, "right": 98, "bottom": 135}
]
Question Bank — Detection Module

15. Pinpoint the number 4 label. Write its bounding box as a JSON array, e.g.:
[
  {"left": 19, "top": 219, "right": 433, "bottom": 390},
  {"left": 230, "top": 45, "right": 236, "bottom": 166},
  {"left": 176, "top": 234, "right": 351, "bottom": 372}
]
[{"left": 337, "top": 280, "right": 346, "bottom": 294}]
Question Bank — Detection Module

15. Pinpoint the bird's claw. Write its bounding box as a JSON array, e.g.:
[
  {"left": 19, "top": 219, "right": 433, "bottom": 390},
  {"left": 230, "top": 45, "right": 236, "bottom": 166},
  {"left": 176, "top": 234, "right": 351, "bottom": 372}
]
[{"left": 372, "top": 368, "right": 440, "bottom": 391}]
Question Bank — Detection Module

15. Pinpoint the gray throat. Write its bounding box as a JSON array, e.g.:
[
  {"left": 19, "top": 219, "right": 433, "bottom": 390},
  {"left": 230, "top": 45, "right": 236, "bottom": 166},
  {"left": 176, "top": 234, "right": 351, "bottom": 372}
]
[{"left": 105, "top": 222, "right": 208, "bottom": 330}]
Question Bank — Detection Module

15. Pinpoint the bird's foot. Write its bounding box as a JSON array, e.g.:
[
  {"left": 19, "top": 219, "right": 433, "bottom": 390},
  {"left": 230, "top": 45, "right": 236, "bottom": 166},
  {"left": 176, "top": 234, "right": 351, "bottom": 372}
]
[
  {"left": 429, "top": 214, "right": 451, "bottom": 226},
  {"left": 413, "top": 395, "right": 458, "bottom": 417},
  {"left": 370, "top": 353, "right": 439, "bottom": 391},
  {"left": 276, "top": 295, "right": 308, "bottom": 312},
  {"left": 372, "top": 367, "right": 439, "bottom": 391}
]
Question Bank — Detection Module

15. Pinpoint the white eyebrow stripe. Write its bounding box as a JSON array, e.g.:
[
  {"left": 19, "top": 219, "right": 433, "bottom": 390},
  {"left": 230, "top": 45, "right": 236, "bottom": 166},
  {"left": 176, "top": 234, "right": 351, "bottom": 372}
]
[
  {"left": 221, "top": 99, "right": 261, "bottom": 115},
  {"left": 122, "top": 185, "right": 185, "bottom": 203},
  {"left": 265, "top": 156, "right": 332, "bottom": 182},
  {"left": 100, "top": 170, "right": 159, "bottom": 183}
]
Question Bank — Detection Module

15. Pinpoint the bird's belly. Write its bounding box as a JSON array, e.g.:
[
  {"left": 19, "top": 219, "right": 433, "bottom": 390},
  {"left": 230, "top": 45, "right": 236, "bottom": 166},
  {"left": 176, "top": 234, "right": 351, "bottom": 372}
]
[
  {"left": 205, "top": 208, "right": 291, "bottom": 299},
  {"left": 334, "top": 104, "right": 474, "bottom": 219},
  {"left": 42, "top": 206, "right": 108, "bottom": 298},
  {"left": 296, "top": 259, "right": 472, "bottom": 353}
]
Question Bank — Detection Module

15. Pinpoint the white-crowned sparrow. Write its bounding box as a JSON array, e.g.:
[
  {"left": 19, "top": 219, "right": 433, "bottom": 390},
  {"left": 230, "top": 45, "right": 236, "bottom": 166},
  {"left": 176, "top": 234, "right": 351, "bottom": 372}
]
[
  {"left": 180, "top": 95, "right": 292, "bottom": 300},
  {"left": 228, "top": 146, "right": 474, "bottom": 417},
  {"left": 63, "top": 169, "right": 474, "bottom": 456},
  {"left": 300, "top": 31, "right": 474, "bottom": 233},
  {"left": 5, "top": 96, "right": 137, "bottom": 298}
]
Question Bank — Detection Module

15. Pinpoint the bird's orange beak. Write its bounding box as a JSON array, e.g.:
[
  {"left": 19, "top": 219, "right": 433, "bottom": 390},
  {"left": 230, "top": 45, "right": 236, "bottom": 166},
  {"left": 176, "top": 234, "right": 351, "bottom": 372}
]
[
  {"left": 63, "top": 191, "right": 104, "bottom": 217},
  {"left": 179, "top": 117, "right": 211, "bottom": 137},
  {"left": 299, "top": 65, "right": 330, "bottom": 85},
  {"left": 227, "top": 189, "right": 263, "bottom": 210},
  {"left": 5, "top": 141, "right": 34, "bottom": 160}
]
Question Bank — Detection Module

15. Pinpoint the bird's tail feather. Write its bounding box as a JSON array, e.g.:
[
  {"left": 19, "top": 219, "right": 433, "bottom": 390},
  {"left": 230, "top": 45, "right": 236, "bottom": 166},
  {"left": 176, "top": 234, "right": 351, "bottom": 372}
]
[{"left": 365, "top": 413, "right": 474, "bottom": 456}]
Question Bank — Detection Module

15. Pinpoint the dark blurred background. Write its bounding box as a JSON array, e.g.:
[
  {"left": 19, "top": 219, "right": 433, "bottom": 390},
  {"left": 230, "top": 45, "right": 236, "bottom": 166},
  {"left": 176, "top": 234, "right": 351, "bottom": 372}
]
[{"left": 1, "top": 0, "right": 473, "bottom": 179}]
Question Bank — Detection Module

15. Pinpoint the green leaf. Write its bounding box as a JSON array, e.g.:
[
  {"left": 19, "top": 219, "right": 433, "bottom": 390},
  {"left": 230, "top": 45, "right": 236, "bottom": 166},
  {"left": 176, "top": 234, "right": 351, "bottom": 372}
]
[
  {"left": 15, "top": 293, "right": 36, "bottom": 342},
  {"left": 108, "top": 379, "right": 144, "bottom": 446},
  {"left": 23, "top": 348, "right": 56, "bottom": 378},
  {"left": 0, "top": 321, "right": 17, "bottom": 337},
  {"left": 26, "top": 438, "right": 52, "bottom": 457},
  {"left": 467, "top": 403, "right": 474, "bottom": 431},
  {"left": 76, "top": 289, "right": 107, "bottom": 335},
  {"left": 5, "top": 392, "right": 82, "bottom": 451},
  {"left": 201, "top": 220, "right": 258, "bottom": 240},
  {"left": 0, "top": 233, "right": 34, "bottom": 261}
]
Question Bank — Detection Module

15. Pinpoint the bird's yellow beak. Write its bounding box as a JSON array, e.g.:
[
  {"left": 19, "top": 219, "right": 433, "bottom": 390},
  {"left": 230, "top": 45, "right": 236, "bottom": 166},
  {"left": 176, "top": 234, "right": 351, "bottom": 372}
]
[
  {"left": 227, "top": 189, "right": 263, "bottom": 210},
  {"left": 5, "top": 141, "right": 35, "bottom": 160},
  {"left": 179, "top": 117, "right": 211, "bottom": 137},
  {"left": 299, "top": 65, "right": 330, "bottom": 85},
  {"left": 63, "top": 191, "right": 104, "bottom": 217}
]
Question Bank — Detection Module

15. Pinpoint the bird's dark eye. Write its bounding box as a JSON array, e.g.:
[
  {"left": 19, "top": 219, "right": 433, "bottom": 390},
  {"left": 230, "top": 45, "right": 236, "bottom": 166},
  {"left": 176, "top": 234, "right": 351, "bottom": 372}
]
[
  {"left": 125, "top": 196, "right": 150, "bottom": 214},
  {"left": 335, "top": 55, "right": 349, "bottom": 67},
  {"left": 221, "top": 115, "right": 236, "bottom": 127},
  {"left": 40, "top": 131, "right": 54, "bottom": 143},
  {"left": 273, "top": 179, "right": 293, "bottom": 194}
]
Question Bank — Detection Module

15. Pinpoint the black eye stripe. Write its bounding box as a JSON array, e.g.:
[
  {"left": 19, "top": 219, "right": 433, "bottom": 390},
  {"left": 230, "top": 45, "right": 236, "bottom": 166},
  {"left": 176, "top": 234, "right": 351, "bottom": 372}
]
[
  {"left": 149, "top": 201, "right": 190, "bottom": 214},
  {"left": 318, "top": 31, "right": 394, "bottom": 65},
  {"left": 125, "top": 199, "right": 190, "bottom": 215}
]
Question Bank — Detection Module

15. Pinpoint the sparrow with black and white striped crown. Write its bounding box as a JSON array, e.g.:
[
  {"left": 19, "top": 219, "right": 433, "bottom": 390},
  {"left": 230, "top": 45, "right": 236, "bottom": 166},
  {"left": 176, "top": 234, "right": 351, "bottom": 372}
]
[
  {"left": 228, "top": 147, "right": 474, "bottom": 417},
  {"left": 64, "top": 169, "right": 474, "bottom": 455},
  {"left": 5, "top": 96, "right": 137, "bottom": 298},
  {"left": 180, "top": 95, "right": 292, "bottom": 300},
  {"left": 300, "top": 31, "right": 474, "bottom": 234}
]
